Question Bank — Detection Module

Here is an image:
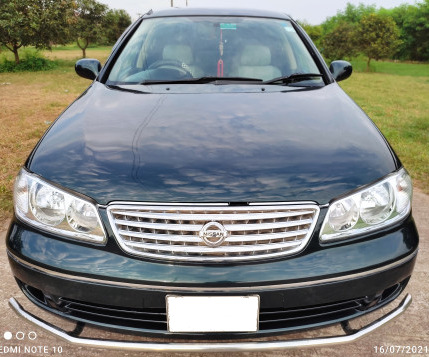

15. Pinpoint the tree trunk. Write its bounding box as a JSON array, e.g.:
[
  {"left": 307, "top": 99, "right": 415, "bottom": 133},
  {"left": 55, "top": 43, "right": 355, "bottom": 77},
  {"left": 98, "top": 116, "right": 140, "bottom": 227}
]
[
  {"left": 77, "top": 38, "right": 89, "bottom": 59},
  {"left": 13, "top": 48, "right": 20, "bottom": 64},
  {"left": 13, "top": 43, "right": 22, "bottom": 64},
  {"left": 366, "top": 57, "right": 371, "bottom": 72},
  {"left": 4, "top": 43, "right": 22, "bottom": 64}
]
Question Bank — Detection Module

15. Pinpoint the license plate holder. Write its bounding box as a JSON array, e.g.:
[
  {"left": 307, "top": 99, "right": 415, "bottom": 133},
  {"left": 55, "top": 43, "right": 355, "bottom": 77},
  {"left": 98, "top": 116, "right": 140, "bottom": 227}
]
[{"left": 166, "top": 295, "right": 260, "bottom": 333}]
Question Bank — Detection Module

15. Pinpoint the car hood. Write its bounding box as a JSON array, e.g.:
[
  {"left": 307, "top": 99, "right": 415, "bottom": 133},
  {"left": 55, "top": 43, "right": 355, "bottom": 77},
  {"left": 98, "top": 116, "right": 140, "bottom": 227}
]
[{"left": 28, "top": 82, "right": 397, "bottom": 205}]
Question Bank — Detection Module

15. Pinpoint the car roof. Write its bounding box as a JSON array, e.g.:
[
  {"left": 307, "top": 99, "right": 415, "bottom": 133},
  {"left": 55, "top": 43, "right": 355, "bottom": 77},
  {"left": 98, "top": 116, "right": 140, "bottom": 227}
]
[{"left": 144, "top": 7, "right": 292, "bottom": 21}]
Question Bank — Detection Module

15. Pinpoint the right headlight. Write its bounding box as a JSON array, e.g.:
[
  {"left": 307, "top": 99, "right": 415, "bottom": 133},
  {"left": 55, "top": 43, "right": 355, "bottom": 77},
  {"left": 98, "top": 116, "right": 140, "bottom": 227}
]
[
  {"left": 320, "top": 168, "right": 412, "bottom": 242},
  {"left": 14, "top": 168, "right": 106, "bottom": 244}
]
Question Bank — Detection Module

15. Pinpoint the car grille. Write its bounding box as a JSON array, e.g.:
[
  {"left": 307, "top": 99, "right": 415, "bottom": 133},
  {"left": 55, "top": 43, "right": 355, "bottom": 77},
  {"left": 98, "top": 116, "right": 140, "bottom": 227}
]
[{"left": 107, "top": 203, "right": 319, "bottom": 262}]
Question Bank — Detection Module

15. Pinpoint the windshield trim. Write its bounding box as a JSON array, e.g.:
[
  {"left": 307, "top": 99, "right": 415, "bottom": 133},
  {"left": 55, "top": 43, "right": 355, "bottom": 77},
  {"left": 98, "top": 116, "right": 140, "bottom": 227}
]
[{"left": 104, "top": 82, "right": 326, "bottom": 95}]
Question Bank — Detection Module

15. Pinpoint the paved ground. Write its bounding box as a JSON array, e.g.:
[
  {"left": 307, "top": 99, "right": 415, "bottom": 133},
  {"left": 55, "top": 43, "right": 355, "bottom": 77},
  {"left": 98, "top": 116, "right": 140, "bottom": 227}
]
[{"left": 0, "top": 189, "right": 427, "bottom": 357}]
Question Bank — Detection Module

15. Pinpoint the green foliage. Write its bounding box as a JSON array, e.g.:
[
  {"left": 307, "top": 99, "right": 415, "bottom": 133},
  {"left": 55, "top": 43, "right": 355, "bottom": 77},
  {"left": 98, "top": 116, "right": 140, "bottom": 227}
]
[
  {"left": 386, "top": 0, "right": 429, "bottom": 61},
  {"left": 0, "top": 48, "right": 57, "bottom": 72},
  {"left": 0, "top": 0, "right": 75, "bottom": 63},
  {"left": 356, "top": 14, "right": 402, "bottom": 70},
  {"left": 102, "top": 9, "right": 132, "bottom": 45},
  {"left": 74, "top": 0, "right": 108, "bottom": 58},
  {"left": 322, "top": 3, "right": 377, "bottom": 34},
  {"left": 412, "top": 0, "right": 429, "bottom": 61},
  {"left": 322, "top": 21, "right": 358, "bottom": 61},
  {"left": 302, "top": 0, "right": 429, "bottom": 62},
  {"left": 299, "top": 22, "right": 323, "bottom": 49},
  {"left": 379, "top": 5, "right": 417, "bottom": 60}
]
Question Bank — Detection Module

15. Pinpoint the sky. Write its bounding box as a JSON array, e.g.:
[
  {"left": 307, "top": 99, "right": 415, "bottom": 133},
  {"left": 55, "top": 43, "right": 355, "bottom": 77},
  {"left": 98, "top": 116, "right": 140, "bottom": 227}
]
[{"left": 100, "top": 0, "right": 419, "bottom": 24}]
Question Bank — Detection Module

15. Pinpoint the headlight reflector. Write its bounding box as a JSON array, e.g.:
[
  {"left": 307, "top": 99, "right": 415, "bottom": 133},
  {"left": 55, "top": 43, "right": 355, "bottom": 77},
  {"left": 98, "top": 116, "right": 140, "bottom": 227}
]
[
  {"left": 328, "top": 197, "right": 359, "bottom": 231},
  {"left": 67, "top": 199, "right": 99, "bottom": 233},
  {"left": 29, "top": 183, "right": 66, "bottom": 226},
  {"left": 320, "top": 168, "right": 412, "bottom": 242},
  {"left": 14, "top": 169, "right": 106, "bottom": 244},
  {"left": 359, "top": 183, "right": 394, "bottom": 225}
]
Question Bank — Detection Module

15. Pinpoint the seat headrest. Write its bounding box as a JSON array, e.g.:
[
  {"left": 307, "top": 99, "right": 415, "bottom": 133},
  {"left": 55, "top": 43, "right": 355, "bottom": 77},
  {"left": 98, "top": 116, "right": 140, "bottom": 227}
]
[
  {"left": 240, "top": 45, "right": 271, "bottom": 66},
  {"left": 162, "top": 45, "right": 193, "bottom": 64}
]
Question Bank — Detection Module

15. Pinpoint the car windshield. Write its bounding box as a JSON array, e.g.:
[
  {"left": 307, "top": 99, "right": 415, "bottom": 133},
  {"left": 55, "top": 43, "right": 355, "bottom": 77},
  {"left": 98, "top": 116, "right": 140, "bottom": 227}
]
[{"left": 107, "top": 16, "right": 323, "bottom": 85}]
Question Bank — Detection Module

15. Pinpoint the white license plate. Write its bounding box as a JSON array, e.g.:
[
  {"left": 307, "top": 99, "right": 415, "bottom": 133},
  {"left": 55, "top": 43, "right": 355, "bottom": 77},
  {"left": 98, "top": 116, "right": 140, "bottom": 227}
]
[{"left": 166, "top": 295, "right": 260, "bottom": 333}]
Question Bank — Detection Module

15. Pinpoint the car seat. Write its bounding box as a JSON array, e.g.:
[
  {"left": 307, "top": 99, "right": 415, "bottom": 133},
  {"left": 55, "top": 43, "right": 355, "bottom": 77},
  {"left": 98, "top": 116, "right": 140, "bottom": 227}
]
[
  {"left": 233, "top": 44, "right": 281, "bottom": 81},
  {"left": 162, "top": 44, "right": 204, "bottom": 78}
]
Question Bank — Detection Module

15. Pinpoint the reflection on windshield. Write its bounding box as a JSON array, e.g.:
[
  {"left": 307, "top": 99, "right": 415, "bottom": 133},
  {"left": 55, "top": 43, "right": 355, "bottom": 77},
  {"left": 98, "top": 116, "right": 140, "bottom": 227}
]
[{"left": 107, "top": 16, "right": 323, "bottom": 85}]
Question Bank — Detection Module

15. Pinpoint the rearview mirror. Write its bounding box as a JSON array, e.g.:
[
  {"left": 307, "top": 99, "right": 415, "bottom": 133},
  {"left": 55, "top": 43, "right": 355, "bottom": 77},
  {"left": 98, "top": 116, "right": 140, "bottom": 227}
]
[
  {"left": 75, "top": 59, "right": 102, "bottom": 80},
  {"left": 329, "top": 61, "right": 353, "bottom": 82}
]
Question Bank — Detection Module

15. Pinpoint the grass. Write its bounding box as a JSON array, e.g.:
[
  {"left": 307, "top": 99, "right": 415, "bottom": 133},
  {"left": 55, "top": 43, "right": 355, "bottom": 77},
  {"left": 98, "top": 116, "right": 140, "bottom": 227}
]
[
  {"left": 0, "top": 45, "right": 428, "bottom": 223},
  {"left": 350, "top": 57, "right": 429, "bottom": 77},
  {"left": 45, "top": 45, "right": 112, "bottom": 62},
  {"left": 340, "top": 72, "right": 429, "bottom": 191},
  {"left": 0, "top": 48, "right": 58, "bottom": 73},
  {"left": 0, "top": 46, "right": 111, "bottom": 221},
  {"left": 0, "top": 45, "right": 111, "bottom": 67}
]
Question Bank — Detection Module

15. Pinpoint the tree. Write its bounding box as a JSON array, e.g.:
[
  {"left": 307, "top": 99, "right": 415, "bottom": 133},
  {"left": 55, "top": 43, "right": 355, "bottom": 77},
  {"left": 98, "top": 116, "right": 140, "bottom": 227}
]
[
  {"left": 410, "top": 0, "right": 429, "bottom": 61},
  {"left": 0, "top": 0, "right": 75, "bottom": 64},
  {"left": 380, "top": 5, "right": 416, "bottom": 60},
  {"left": 103, "top": 9, "right": 132, "bottom": 45},
  {"left": 322, "top": 3, "right": 377, "bottom": 35},
  {"left": 356, "top": 13, "right": 402, "bottom": 71},
  {"left": 322, "top": 22, "right": 358, "bottom": 61},
  {"left": 386, "top": 0, "right": 429, "bottom": 61},
  {"left": 74, "top": 0, "right": 107, "bottom": 58}
]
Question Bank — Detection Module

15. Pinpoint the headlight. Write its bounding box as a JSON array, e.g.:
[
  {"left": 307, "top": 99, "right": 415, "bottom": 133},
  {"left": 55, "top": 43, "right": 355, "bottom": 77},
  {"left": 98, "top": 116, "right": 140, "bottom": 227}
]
[
  {"left": 320, "top": 168, "right": 412, "bottom": 242},
  {"left": 14, "top": 169, "right": 106, "bottom": 244}
]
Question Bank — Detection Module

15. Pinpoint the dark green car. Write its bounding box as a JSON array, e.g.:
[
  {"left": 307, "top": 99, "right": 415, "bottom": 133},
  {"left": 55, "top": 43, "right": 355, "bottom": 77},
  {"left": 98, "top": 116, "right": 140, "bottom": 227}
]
[{"left": 7, "top": 7, "right": 418, "bottom": 352}]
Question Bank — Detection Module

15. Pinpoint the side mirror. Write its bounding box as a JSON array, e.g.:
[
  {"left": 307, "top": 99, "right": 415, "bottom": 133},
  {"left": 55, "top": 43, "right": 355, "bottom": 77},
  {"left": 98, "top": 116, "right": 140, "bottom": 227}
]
[
  {"left": 329, "top": 60, "right": 353, "bottom": 82},
  {"left": 75, "top": 59, "right": 102, "bottom": 80}
]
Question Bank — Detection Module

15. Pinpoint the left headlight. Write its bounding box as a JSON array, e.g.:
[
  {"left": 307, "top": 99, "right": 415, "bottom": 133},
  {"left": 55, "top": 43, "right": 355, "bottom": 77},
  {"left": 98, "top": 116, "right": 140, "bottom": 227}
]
[
  {"left": 320, "top": 168, "right": 412, "bottom": 242},
  {"left": 14, "top": 168, "right": 106, "bottom": 244}
]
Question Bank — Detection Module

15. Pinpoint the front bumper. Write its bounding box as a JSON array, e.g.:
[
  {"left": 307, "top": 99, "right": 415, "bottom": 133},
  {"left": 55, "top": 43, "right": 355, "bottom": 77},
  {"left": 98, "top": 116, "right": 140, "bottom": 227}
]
[
  {"left": 6, "top": 214, "right": 418, "bottom": 343},
  {"left": 9, "top": 294, "right": 412, "bottom": 352}
]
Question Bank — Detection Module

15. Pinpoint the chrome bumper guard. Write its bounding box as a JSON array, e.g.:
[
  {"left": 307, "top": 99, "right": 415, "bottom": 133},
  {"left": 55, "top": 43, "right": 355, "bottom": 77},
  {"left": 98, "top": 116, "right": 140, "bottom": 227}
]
[{"left": 9, "top": 294, "right": 411, "bottom": 352}]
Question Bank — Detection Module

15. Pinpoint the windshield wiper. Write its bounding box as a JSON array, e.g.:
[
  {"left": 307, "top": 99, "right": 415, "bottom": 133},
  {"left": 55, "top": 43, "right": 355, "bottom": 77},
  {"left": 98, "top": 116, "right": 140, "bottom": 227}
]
[
  {"left": 263, "top": 73, "right": 323, "bottom": 85},
  {"left": 107, "top": 84, "right": 150, "bottom": 94},
  {"left": 140, "top": 76, "right": 263, "bottom": 85}
]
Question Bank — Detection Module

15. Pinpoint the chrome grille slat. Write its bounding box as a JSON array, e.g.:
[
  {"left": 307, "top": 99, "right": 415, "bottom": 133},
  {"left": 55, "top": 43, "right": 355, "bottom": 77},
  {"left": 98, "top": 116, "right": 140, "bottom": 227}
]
[
  {"left": 126, "top": 241, "right": 302, "bottom": 253},
  {"left": 118, "top": 230, "right": 201, "bottom": 243},
  {"left": 107, "top": 203, "right": 320, "bottom": 262},
  {"left": 118, "top": 230, "right": 309, "bottom": 243},
  {"left": 112, "top": 210, "right": 315, "bottom": 221},
  {"left": 114, "top": 219, "right": 313, "bottom": 232}
]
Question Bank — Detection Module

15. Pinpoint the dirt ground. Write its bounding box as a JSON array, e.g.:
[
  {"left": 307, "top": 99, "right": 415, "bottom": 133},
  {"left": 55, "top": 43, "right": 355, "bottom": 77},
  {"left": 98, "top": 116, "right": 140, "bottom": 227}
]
[{"left": 0, "top": 189, "right": 427, "bottom": 357}]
